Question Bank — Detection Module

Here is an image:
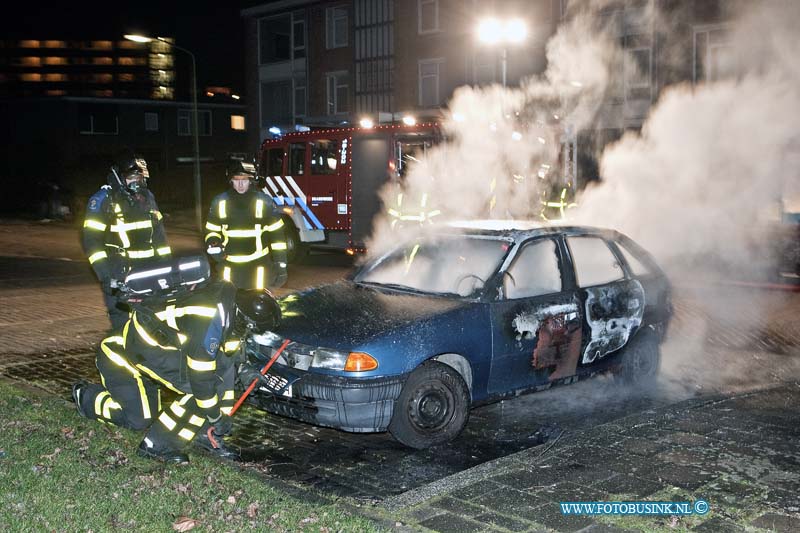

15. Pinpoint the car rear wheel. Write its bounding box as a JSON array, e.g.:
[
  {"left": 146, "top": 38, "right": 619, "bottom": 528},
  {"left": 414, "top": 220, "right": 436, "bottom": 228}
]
[
  {"left": 617, "top": 329, "right": 660, "bottom": 385},
  {"left": 389, "top": 361, "right": 470, "bottom": 449}
]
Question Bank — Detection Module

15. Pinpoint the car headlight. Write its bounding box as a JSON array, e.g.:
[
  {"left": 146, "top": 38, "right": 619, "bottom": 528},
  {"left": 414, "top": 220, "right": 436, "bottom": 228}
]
[{"left": 311, "top": 349, "right": 378, "bottom": 372}]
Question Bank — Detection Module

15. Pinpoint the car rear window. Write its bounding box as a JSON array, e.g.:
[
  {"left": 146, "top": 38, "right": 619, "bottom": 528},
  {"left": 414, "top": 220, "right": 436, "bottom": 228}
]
[{"left": 567, "top": 236, "right": 624, "bottom": 287}]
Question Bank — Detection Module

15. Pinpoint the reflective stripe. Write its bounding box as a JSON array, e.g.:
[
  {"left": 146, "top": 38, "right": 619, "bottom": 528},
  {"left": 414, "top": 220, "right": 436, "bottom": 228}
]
[
  {"left": 94, "top": 391, "right": 110, "bottom": 417},
  {"left": 178, "top": 333, "right": 188, "bottom": 344},
  {"left": 84, "top": 219, "right": 107, "bottom": 231},
  {"left": 225, "top": 228, "right": 262, "bottom": 238},
  {"left": 206, "top": 231, "right": 222, "bottom": 241},
  {"left": 271, "top": 242, "right": 287, "bottom": 250},
  {"left": 88, "top": 251, "right": 108, "bottom": 264},
  {"left": 155, "top": 305, "right": 216, "bottom": 322},
  {"left": 221, "top": 406, "right": 232, "bottom": 415},
  {"left": 206, "top": 222, "right": 223, "bottom": 232},
  {"left": 126, "top": 249, "right": 155, "bottom": 259},
  {"left": 196, "top": 395, "right": 218, "bottom": 409},
  {"left": 222, "top": 266, "right": 231, "bottom": 281},
  {"left": 135, "top": 364, "right": 182, "bottom": 393},
  {"left": 133, "top": 313, "right": 177, "bottom": 350},
  {"left": 222, "top": 390, "right": 235, "bottom": 401},
  {"left": 226, "top": 248, "right": 269, "bottom": 263},
  {"left": 255, "top": 199, "right": 264, "bottom": 218},
  {"left": 100, "top": 337, "right": 151, "bottom": 419},
  {"left": 188, "top": 415, "right": 205, "bottom": 427},
  {"left": 256, "top": 266, "right": 265, "bottom": 290},
  {"left": 110, "top": 220, "right": 153, "bottom": 232},
  {"left": 187, "top": 356, "right": 216, "bottom": 372},
  {"left": 219, "top": 200, "right": 227, "bottom": 219},
  {"left": 223, "top": 340, "right": 240, "bottom": 352},
  {"left": 159, "top": 412, "right": 177, "bottom": 431},
  {"left": 171, "top": 403, "right": 186, "bottom": 418},
  {"left": 265, "top": 219, "right": 284, "bottom": 232},
  {"left": 103, "top": 398, "right": 121, "bottom": 420},
  {"left": 156, "top": 246, "right": 171, "bottom": 255},
  {"left": 178, "top": 428, "right": 196, "bottom": 441}
]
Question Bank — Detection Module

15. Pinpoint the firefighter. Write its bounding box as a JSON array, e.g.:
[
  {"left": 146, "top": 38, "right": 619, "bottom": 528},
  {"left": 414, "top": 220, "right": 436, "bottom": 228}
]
[
  {"left": 204, "top": 160, "right": 288, "bottom": 290},
  {"left": 82, "top": 153, "right": 171, "bottom": 328},
  {"left": 71, "top": 282, "right": 281, "bottom": 463}
]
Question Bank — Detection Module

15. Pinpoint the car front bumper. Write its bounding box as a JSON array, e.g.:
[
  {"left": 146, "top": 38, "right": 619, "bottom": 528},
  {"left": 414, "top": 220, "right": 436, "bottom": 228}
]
[{"left": 246, "top": 364, "right": 406, "bottom": 433}]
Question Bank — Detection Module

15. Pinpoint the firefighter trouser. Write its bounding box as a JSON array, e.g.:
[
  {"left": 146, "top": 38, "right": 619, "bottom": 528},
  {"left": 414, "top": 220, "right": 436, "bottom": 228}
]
[
  {"left": 78, "top": 336, "right": 160, "bottom": 430},
  {"left": 142, "top": 364, "right": 237, "bottom": 451},
  {"left": 218, "top": 258, "right": 277, "bottom": 290}
]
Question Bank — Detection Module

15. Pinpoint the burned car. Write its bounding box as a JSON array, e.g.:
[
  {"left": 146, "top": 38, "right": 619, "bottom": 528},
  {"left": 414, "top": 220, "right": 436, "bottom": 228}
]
[{"left": 243, "top": 222, "right": 672, "bottom": 449}]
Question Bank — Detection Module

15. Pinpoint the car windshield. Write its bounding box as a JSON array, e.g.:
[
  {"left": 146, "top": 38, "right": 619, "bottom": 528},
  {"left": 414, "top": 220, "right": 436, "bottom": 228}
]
[{"left": 355, "top": 234, "right": 510, "bottom": 296}]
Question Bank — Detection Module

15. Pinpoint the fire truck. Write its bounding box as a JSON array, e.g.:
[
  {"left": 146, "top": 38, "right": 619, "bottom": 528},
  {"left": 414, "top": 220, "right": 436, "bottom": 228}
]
[{"left": 256, "top": 123, "right": 439, "bottom": 259}]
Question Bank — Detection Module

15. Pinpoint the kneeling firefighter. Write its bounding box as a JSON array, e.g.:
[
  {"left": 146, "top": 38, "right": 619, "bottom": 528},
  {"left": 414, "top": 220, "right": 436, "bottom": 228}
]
[
  {"left": 204, "top": 160, "right": 288, "bottom": 290},
  {"left": 72, "top": 255, "right": 281, "bottom": 463}
]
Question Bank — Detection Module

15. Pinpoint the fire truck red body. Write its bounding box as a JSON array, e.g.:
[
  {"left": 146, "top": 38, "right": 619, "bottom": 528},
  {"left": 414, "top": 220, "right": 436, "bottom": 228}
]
[{"left": 257, "top": 123, "right": 439, "bottom": 256}]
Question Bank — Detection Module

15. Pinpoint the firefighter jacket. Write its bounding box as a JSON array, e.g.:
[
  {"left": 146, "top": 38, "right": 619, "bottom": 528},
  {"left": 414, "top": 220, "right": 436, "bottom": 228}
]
[
  {"left": 123, "top": 281, "right": 241, "bottom": 420},
  {"left": 82, "top": 185, "right": 171, "bottom": 281},
  {"left": 204, "top": 189, "right": 287, "bottom": 289}
]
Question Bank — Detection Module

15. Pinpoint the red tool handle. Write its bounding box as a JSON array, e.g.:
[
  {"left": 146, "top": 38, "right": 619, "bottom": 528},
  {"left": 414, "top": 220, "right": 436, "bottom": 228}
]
[{"left": 229, "top": 338, "right": 291, "bottom": 417}]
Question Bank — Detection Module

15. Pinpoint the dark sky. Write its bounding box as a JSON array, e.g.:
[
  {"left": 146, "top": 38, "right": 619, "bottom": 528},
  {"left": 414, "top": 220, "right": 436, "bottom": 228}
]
[{"left": 3, "top": 1, "right": 254, "bottom": 95}]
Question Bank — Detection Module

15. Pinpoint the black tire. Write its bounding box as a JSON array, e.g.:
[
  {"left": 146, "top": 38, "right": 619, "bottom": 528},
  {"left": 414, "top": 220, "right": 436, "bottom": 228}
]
[
  {"left": 389, "top": 361, "right": 470, "bottom": 449},
  {"left": 283, "top": 220, "right": 308, "bottom": 264},
  {"left": 616, "top": 329, "right": 661, "bottom": 385}
]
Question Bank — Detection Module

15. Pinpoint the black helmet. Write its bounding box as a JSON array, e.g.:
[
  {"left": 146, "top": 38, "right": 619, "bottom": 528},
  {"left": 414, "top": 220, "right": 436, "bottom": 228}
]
[
  {"left": 226, "top": 159, "right": 256, "bottom": 180},
  {"left": 234, "top": 289, "right": 281, "bottom": 334},
  {"left": 110, "top": 152, "right": 149, "bottom": 194}
]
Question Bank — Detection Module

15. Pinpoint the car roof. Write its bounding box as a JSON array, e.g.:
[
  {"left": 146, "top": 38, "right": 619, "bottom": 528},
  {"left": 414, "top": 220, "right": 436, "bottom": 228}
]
[{"left": 445, "top": 220, "right": 621, "bottom": 240}]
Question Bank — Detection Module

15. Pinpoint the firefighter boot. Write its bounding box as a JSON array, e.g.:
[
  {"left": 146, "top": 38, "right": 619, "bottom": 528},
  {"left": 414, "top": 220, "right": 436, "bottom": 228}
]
[
  {"left": 71, "top": 380, "right": 91, "bottom": 419},
  {"left": 194, "top": 428, "right": 242, "bottom": 461},
  {"left": 137, "top": 436, "right": 189, "bottom": 464}
]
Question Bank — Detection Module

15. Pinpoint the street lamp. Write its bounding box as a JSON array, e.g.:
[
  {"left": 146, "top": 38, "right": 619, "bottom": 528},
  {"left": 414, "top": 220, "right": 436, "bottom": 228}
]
[
  {"left": 476, "top": 18, "right": 527, "bottom": 87},
  {"left": 125, "top": 34, "right": 203, "bottom": 231}
]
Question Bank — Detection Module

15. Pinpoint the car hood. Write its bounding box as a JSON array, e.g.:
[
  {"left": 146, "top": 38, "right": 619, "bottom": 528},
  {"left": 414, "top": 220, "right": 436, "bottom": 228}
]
[{"left": 273, "top": 281, "right": 466, "bottom": 348}]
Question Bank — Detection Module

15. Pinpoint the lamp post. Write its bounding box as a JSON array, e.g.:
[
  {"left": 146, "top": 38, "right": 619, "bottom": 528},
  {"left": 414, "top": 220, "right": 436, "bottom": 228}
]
[
  {"left": 476, "top": 18, "right": 527, "bottom": 87},
  {"left": 125, "top": 34, "right": 203, "bottom": 231}
]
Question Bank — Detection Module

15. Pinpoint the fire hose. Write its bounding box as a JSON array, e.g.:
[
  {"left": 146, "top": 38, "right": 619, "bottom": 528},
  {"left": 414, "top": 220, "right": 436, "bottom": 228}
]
[{"left": 206, "top": 338, "right": 291, "bottom": 447}]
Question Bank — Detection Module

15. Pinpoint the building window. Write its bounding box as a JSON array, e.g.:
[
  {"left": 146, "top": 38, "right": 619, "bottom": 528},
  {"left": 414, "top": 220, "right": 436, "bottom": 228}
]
[
  {"left": 93, "top": 57, "right": 113, "bottom": 65},
  {"left": 694, "top": 26, "right": 735, "bottom": 83},
  {"left": 418, "top": 59, "right": 444, "bottom": 107},
  {"left": 293, "top": 18, "right": 306, "bottom": 58},
  {"left": 418, "top": 0, "right": 439, "bottom": 34},
  {"left": 91, "top": 41, "right": 113, "bottom": 50},
  {"left": 326, "top": 72, "right": 350, "bottom": 115},
  {"left": 230, "top": 115, "right": 246, "bottom": 130},
  {"left": 44, "top": 57, "right": 68, "bottom": 66},
  {"left": 19, "top": 40, "right": 40, "bottom": 48},
  {"left": 20, "top": 73, "right": 42, "bottom": 82},
  {"left": 44, "top": 73, "right": 66, "bottom": 82},
  {"left": 624, "top": 47, "right": 651, "bottom": 100},
  {"left": 260, "top": 81, "right": 293, "bottom": 127},
  {"left": 326, "top": 6, "right": 349, "bottom": 49},
  {"left": 259, "top": 14, "right": 291, "bottom": 63},
  {"left": 178, "top": 109, "right": 212, "bottom": 136},
  {"left": 79, "top": 108, "right": 119, "bottom": 135},
  {"left": 144, "top": 112, "right": 159, "bottom": 132}
]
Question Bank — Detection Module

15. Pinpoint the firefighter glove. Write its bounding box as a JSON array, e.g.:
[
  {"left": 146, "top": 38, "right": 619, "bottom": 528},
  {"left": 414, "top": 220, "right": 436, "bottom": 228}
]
[{"left": 206, "top": 412, "right": 233, "bottom": 437}]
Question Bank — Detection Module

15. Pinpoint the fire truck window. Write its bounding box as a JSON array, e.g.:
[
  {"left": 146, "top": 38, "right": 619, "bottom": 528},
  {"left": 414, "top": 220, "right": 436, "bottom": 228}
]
[
  {"left": 289, "top": 143, "right": 305, "bottom": 175},
  {"left": 266, "top": 148, "right": 284, "bottom": 176},
  {"left": 310, "top": 139, "right": 339, "bottom": 175},
  {"left": 396, "top": 140, "right": 430, "bottom": 177}
]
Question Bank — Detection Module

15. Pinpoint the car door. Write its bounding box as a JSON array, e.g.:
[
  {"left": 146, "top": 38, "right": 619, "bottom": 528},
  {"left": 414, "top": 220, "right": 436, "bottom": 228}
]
[
  {"left": 565, "top": 235, "right": 646, "bottom": 368},
  {"left": 487, "top": 236, "right": 583, "bottom": 395}
]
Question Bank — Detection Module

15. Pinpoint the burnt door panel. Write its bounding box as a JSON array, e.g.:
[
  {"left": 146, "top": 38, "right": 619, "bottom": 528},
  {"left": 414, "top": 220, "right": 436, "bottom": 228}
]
[{"left": 351, "top": 134, "right": 390, "bottom": 248}]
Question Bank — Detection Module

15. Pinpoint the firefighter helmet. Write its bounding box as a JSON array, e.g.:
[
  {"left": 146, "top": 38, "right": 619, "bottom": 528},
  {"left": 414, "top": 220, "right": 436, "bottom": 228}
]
[
  {"left": 109, "top": 153, "right": 149, "bottom": 194},
  {"left": 226, "top": 160, "right": 257, "bottom": 180},
  {"left": 233, "top": 288, "right": 281, "bottom": 334}
]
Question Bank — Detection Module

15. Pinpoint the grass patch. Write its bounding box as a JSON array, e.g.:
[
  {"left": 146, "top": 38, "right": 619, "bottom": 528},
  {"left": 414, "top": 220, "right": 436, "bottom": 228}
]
[{"left": 0, "top": 380, "right": 381, "bottom": 532}]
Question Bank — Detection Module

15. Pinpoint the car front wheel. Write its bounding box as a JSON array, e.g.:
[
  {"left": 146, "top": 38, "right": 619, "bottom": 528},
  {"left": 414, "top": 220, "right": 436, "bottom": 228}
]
[{"left": 389, "top": 361, "right": 470, "bottom": 449}]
